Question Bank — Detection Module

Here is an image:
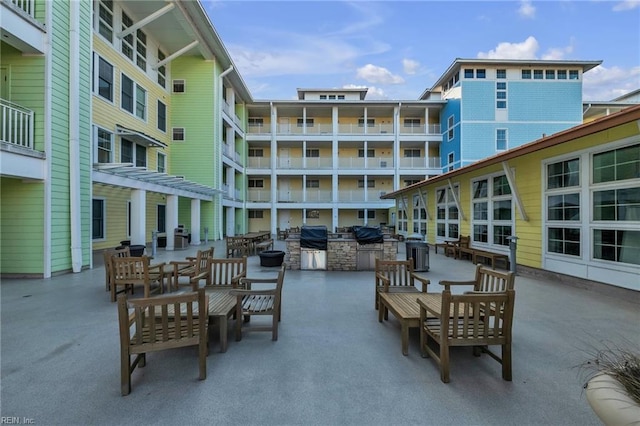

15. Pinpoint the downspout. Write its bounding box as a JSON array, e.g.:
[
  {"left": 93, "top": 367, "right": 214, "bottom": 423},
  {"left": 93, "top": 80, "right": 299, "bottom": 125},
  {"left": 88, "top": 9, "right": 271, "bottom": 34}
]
[
  {"left": 69, "top": 1, "right": 82, "bottom": 272},
  {"left": 43, "top": 0, "right": 53, "bottom": 277},
  {"left": 217, "top": 65, "right": 233, "bottom": 240}
]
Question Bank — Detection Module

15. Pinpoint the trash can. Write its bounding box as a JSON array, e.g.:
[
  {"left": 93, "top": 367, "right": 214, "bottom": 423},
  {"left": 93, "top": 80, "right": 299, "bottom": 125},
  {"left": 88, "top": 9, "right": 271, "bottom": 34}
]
[{"left": 406, "top": 242, "right": 429, "bottom": 272}]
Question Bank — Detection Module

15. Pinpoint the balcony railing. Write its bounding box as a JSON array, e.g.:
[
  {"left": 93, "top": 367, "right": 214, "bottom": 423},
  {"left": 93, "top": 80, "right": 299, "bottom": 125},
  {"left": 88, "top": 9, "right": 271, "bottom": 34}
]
[
  {"left": 399, "top": 157, "right": 441, "bottom": 168},
  {"left": 399, "top": 124, "right": 441, "bottom": 134},
  {"left": 247, "top": 157, "right": 272, "bottom": 169},
  {"left": 11, "top": 0, "right": 35, "bottom": 17},
  {"left": 337, "top": 123, "right": 394, "bottom": 135},
  {"left": 246, "top": 125, "right": 271, "bottom": 135},
  {"left": 1, "top": 99, "right": 34, "bottom": 149},
  {"left": 246, "top": 123, "right": 441, "bottom": 136},
  {"left": 247, "top": 189, "right": 270, "bottom": 202}
]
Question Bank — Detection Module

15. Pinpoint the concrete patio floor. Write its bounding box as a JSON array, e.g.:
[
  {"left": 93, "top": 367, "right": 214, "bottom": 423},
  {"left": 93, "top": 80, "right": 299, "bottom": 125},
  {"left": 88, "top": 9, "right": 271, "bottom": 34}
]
[{"left": 1, "top": 239, "right": 638, "bottom": 425}]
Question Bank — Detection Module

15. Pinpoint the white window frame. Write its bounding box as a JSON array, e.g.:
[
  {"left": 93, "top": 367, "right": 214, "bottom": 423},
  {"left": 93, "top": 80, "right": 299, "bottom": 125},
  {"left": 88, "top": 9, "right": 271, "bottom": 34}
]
[
  {"left": 95, "top": 0, "right": 113, "bottom": 43},
  {"left": 120, "top": 138, "right": 147, "bottom": 167},
  {"left": 93, "top": 54, "right": 114, "bottom": 103},
  {"left": 471, "top": 173, "right": 513, "bottom": 250},
  {"left": 397, "top": 197, "right": 408, "bottom": 232},
  {"left": 172, "top": 79, "right": 185, "bottom": 93},
  {"left": 447, "top": 115, "right": 454, "bottom": 141},
  {"left": 436, "top": 185, "right": 459, "bottom": 240},
  {"left": 496, "top": 129, "right": 507, "bottom": 151},
  {"left": 412, "top": 194, "right": 427, "bottom": 237},
  {"left": 94, "top": 126, "right": 113, "bottom": 163},
  {"left": 172, "top": 128, "right": 185, "bottom": 141},
  {"left": 157, "top": 152, "right": 166, "bottom": 173},
  {"left": 121, "top": 74, "right": 146, "bottom": 120}
]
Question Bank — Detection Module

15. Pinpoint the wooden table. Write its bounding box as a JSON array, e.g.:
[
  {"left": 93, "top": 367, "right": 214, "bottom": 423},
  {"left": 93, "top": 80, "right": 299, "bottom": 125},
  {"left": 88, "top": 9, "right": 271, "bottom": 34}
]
[
  {"left": 378, "top": 292, "right": 444, "bottom": 355},
  {"left": 241, "top": 231, "right": 272, "bottom": 255}
]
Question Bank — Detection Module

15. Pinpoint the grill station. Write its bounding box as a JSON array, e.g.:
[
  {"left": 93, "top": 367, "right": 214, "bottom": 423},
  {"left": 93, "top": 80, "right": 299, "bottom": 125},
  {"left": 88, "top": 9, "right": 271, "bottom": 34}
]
[{"left": 300, "top": 225, "right": 328, "bottom": 270}]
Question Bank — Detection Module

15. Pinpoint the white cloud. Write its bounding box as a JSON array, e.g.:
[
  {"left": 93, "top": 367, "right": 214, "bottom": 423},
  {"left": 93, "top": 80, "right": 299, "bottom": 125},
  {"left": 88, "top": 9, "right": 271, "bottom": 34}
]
[
  {"left": 356, "top": 64, "right": 405, "bottom": 84},
  {"left": 518, "top": 1, "right": 536, "bottom": 19},
  {"left": 477, "top": 36, "right": 539, "bottom": 59},
  {"left": 403, "top": 59, "right": 420, "bottom": 75},
  {"left": 583, "top": 65, "right": 640, "bottom": 101},
  {"left": 364, "top": 87, "right": 387, "bottom": 100},
  {"left": 612, "top": 0, "right": 640, "bottom": 11},
  {"left": 541, "top": 42, "right": 574, "bottom": 60}
]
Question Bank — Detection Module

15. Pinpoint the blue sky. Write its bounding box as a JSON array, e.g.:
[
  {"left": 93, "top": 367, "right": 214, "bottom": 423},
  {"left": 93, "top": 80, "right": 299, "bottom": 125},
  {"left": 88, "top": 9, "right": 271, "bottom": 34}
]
[{"left": 202, "top": 1, "right": 640, "bottom": 101}]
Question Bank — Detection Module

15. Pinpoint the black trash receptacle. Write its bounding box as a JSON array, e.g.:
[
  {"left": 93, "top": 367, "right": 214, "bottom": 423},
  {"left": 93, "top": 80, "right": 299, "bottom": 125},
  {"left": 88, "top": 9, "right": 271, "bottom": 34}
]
[
  {"left": 406, "top": 242, "right": 429, "bottom": 272},
  {"left": 129, "top": 245, "right": 146, "bottom": 256}
]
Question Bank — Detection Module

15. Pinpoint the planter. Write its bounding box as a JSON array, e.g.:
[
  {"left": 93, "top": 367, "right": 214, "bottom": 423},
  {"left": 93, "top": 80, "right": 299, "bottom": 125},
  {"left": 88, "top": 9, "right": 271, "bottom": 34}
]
[
  {"left": 129, "top": 245, "right": 146, "bottom": 257},
  {"left": 259, "top": 250, "right": 285, "bottom": 267},
  {"left": 586, "top": 373, "right": 640, "bottom": 425}
]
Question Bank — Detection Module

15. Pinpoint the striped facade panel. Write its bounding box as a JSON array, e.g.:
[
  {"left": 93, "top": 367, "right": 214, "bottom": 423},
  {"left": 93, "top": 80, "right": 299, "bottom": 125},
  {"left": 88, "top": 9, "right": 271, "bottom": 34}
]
[
  {"left": 508, "top": 81, "right": 583, "bottom": 122},
  {"left": 440, "top": 100, "right": 461, "bottom": 169},
  {"left": 0, "top": 178, "right": 45, "bottom": 274},
  {"left": 93, "top": 185, "right": 131, "bottom": 251},
  {"left": 170, "top": 57, "right": 217, "bottom": 186},
  {"left": 460, "top": 81, "right": 496, "bottom": 121}
]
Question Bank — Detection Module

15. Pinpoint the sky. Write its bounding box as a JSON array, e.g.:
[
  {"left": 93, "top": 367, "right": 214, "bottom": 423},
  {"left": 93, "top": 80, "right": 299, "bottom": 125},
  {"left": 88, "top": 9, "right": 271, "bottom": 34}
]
[{"left": 202, "top": 0, "right": 640, "bottom": 101}]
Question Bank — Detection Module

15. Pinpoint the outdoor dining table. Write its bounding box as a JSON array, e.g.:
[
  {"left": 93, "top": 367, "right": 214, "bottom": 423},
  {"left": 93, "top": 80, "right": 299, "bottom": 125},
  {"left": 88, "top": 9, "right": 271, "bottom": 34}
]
[{"left": 241, "top": 231, "right": 271, "bottom": 255}]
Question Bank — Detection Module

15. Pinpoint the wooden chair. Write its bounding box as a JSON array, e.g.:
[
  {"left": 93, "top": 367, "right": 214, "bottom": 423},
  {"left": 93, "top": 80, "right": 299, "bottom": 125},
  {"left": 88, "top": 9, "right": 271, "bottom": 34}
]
[
  {"left": 418, "top": 289, "right": 515, "bottom": 383},
  {"left": 193, "top": 256, "right": 247, "bottom": 291},
  {"left": 375, "top": 258, "right": 429, "bottom": 311},
  {"left": 440, "top": 264, "right": 515, "bottom": 293},
  {"left": 103, "top": 246, "right": 130, "bottom": 292},
  {"left": 445, "top": 235, "right": 470, "bottom": 258},
  {"left": 170, "top": 247, "right": 214, "bottom": 291},
  {"left": 110, "top": 256, "right": 164, "bottom": 302},
  {"left": 230, "top": 264, "right": 286, "bottom": 341},
  {"left": 118, "top": 289, "right": 208, "bottom": 396}
]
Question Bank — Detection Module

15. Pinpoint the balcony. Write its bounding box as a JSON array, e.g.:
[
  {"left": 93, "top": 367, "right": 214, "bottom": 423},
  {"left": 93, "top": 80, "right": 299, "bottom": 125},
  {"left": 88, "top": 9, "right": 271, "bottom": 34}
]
[
  {"left": 336, "top": 157, "right": 394, "bottom": 169},
  {"left": 10, "top": 0, "right": 34, "bottom": 16},
  {"left": 1, "top": 99, "right": 34, "bottom": 149},
  {"left": 399, "top": 157, "right": 441, "bottom": 169},
  {"left": 247, "top": 157, "right": 272, "bottom": 169},
  {"left": 399, "top": 124, "right": 441, "bottom": 135},
  {"left": 337, "top": 123, "right": 394, "bottom": 135},
  {"left": 1, "top": 0, "right": 44, "bottom": 53}
]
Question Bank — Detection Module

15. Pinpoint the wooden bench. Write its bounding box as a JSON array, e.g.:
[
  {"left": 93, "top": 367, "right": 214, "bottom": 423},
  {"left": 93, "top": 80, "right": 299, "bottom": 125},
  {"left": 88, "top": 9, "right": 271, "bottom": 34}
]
[
  {"left": 205, "top": 289, "right": 238, "bottom": 353},
  {"left": 472, "top": 250, "right": 510, "bottom": 270},
  {"left": 378, "top": 292, "right": 422, "bottom": 356},
  {"left": 255, "top": 239, "right": 274, "bottom": 253}
]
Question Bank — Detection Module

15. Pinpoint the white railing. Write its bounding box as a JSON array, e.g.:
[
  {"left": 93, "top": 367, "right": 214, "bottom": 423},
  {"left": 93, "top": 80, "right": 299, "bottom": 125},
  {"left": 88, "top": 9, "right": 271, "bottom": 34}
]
[
  {"left": 247, "top": 157, "right": 271, "bottom": 169},
  {"left": 11, "top": 0, "right": 35, "bottom": 17},
  {"left": 247, "top": 125, "right": 271, "bottom": 135},
  {"left": 303, "top": 157, "right": 332, "bottom": 169},
  {"left": 399, "top": 124, "right": 441, "bottom": 134},
  {"left": 336, "top": 123, "right": 394, "bottom": 135},
  {"left": 247, "top": 189, "right": 270, "bottom": 202},
  {"left": 1, "top": 99, "right": 34, "bottom": 149},
  {"left": 304, "top": 190, "right": 332, "bottom": 202},
  {"left": 337, "top": 190, "right": 366, "bottom": 202}
]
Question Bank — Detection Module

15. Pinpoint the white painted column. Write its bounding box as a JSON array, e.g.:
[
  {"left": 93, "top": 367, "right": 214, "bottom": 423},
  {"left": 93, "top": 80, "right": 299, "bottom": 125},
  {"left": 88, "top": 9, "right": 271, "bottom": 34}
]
[
  {"left": 130, "top": 189, "right": 146, "bottom": 246},
  {"left": 166, "top": 195, "right": 179, "bottom": 250},
  {"left": 190, "top": 199, "right": 201, "bottom": 245}
]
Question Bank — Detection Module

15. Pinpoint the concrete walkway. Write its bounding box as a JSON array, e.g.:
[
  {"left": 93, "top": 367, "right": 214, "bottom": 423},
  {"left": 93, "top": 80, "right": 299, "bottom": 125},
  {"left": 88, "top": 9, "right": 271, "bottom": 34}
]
[{"left": 1, "top": 240, "right": 638, "bottom": 425}]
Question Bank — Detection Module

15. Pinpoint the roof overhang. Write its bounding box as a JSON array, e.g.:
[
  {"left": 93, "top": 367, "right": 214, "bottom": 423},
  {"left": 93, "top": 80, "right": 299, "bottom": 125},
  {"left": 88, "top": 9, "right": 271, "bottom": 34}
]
[
  {"left": 116, "top": 125, "right": 167, "bottom": 148},
  {"left": 93, "top": 163, "right": 221, "bottom": 200}
]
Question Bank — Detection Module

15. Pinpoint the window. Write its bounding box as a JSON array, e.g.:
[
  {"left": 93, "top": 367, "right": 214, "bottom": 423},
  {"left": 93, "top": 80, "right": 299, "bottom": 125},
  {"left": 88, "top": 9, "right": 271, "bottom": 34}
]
[
  {"left": 172, "top": 128, "right": 184, "bottom": 141},
  {"left": 95, "top": 127, "right": 113, "bottom": 163},
  {"left": 135, "top": 29, "right": 147, "bottom": 70},
  {"left": 157, "top": 101, "right": 166, "bottom": 132},
  {"left": 319, "top": 95, "right": 327, "bottom": 100},
  {"left": 157, "top": 204, "right": 166, "bottom": 233},
  {"left": 157, "top": 49, "right": 166, "bottom": 88},
  {"left": 593, "top": 145, "right": 640, "bottom": 183},
  {"left": 121, "top": 12, "right": 134, "bottom": 60},
  {"left": 546, "top": 70, "right": 555, "bottom": 79},
  {"left": 548, "top": 227, "right": 580, "bottom": 256},
  {"left": 248, "top": 210, "right": 264, "bottom": 219},
  {"left": 297, "top": 118, "right": 314, "bottom": 127},
  {"left": 548, "top": 158, "right": 580, "bottom": 189},
  {"left": 404, "top": 118, "right": 420, "bottom": 127},
  {"left": 569, "top": 70, "right": 579, "bottom": 80},
  {"left": 471, "top": 175, "right": 513, "bottom": 247},
  {"left": 464, "top": 69, "right": 474, "bottom": 78},
  {"left": 358, "top": 118, "right": 374, "bottom": 127},
  {"left": 358, "top": 210, "right": 376, "bottom": 219},
  {"left": 306, "top": 210, "right": 320, "bottom": 219},
  {"left": 96, "top": 0, "right": 113, "bottom": 42},
  {"left": 93, "top": 55, "right": 113, "bottom": 102},
  {"left": 306, "top": 149, "right": 319, "bottom": 158},
  {"left": 404, "top": 149, "right": 420, "bottom": 158},
  {"left": 497, "top": 69, "right": 506, "bottom": 79},
  {"left": 135, "top": 85, "right": 146, "bottom": 120},
  {"left": 337, "top": 95, "right": 345, "bottom": 100},
  {"left": 534, "top": 70, "right": 543, "bottom": 80},
  {"left": 120, "top": 139, "right": 146, "bottom": 167},
  {"left": 447, "top": 116, "right": 454, "bottom": 141},
  {"left": 92, "top": 199, "right": 105, "bottom": 239},
  {"left": 357, "top": 179, "right": 375, "bottom": 188},
  {"left": 476, "top": 69, "right": 486, "bottom": 79},
  {"left": 121, "top": 75, "right": 146, "bottom": 119},
  {"left": 248, "top": 148, "right": 263, "bottom": 157},
  {"left": 306, "top": 179, "right": 319, "bottom": 188},
  {"left": 173, "top": 79, "right": 185, "bottom": 93},
  {"left": 593, "top": 188, "right": 640, "bottom": 221},
  {"left": 496, "top": 129, "right": 507, "bottom": 150},
  {"left": 557, "top": 70, "right": 567, "bottom": 80},
  {"left": 412, "top": 194, "right": 427, "bottom": 236},
  {"left": 248, "top": 179, "right": 264, "bottom": 188},
  {"left": 121, "top": 75, "right": 133, "bottom": 113},
  {"left": 404, "top": 179, "right": 420, "bottom": 186},
  {"left": 522, "top": 70, "right": 531, "bottom": 79},
  {"left": 157, "top": 152, "right": 166, "bottom": 173},
  {"left": 496, "top": 82, "right": 507, "bottom": 109},
  {"left": 447, "top": 152, "right": 455, "bottom": 171},
  {"left": 397, "top": 198, "right": 408, "bottom": 232},
  {"left": 436, "top": 186, "right": 459, "bottom": 239},
  {"left": 593, "top": 229, "right": 640, "bottom": 264},
  {"left": 358, "top": 149, "right": 374, "bottom": 158},
  {"left": 248, "top": 118, "right": 264, "bottom": 128},
  {"left": 328, "top": 95, "right": 336, "bottom": 100}
]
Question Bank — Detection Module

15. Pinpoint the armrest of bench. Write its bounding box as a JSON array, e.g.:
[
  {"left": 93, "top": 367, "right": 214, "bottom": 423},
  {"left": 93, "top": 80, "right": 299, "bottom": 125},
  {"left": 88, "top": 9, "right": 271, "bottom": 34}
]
[
  {"left": 410, "top": 273, "right": 430, "bottom": 292},
  {"left": 439, "top": 279, "right": 477, "bottom": 292}
]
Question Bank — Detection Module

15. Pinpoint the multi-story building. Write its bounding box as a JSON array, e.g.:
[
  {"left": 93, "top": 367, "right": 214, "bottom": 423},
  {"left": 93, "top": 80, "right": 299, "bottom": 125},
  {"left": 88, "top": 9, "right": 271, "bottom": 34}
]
[{"left": 2, "top": 0, "right": 631, "bottom": 283}]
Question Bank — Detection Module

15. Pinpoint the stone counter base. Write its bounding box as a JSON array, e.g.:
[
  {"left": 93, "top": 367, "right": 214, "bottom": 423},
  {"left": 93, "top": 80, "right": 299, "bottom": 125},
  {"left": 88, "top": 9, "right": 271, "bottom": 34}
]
[{"left": 285, "top": 239, "right": 398, "bottom": 270}]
